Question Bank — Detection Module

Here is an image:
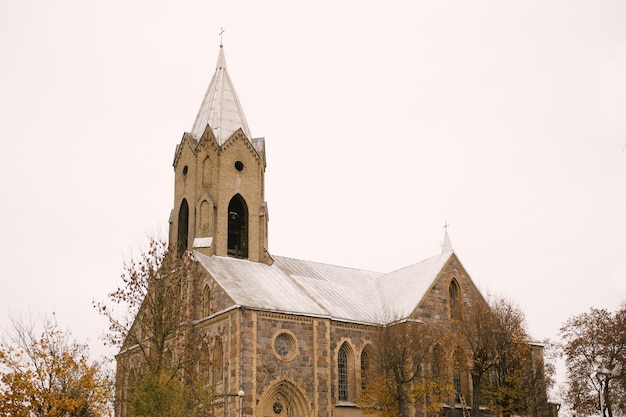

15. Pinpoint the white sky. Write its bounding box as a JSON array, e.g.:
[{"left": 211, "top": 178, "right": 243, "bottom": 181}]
[{"left": 1, "top": 0, "right": 625, "bottom": 404}]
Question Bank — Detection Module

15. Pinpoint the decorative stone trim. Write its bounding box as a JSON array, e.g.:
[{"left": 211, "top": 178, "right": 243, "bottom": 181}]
[
  {"left": 220, "top": 130, "right": 262, "bottom": 162},
  {"left": 331, "top": 321, "right": 371, "bottom": 331},
  {"left": 258, "top": 312, "right": 313, "bottom": 323}
]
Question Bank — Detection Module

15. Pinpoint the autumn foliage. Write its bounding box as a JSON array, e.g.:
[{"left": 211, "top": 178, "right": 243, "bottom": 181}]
[
  {"left": 359, "top": 320, "right": 454, "bottom": 417},
  {"left": 0, "top": 316, "right": 112, "bottom": 417},
  {"left": 560, "top": 306, "right": 625, "bottom": 417},
  {"left": 456, "top": 297, "right": 553, "bottom": 417}
]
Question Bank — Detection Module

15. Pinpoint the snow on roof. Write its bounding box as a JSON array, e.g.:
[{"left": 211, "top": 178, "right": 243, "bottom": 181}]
[{"left": 195, "top": 251, "right": 454, "bottom": 325}]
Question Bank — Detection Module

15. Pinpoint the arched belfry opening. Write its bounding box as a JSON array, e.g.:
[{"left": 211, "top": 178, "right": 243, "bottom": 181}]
[
  {"left": 177, "top": 199, "right": 189, "bottom": 257},
  {"left": 227, "top": 194, "right": 248, "bottom": 258}
]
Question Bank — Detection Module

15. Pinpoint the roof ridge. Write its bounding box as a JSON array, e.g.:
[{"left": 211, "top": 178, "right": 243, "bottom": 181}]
[
  {"left": 272, "top": 254, "right": 383, "bottom": 275},
  {"left": 379, "top": 251, "right": 454, "bottom": 277}
]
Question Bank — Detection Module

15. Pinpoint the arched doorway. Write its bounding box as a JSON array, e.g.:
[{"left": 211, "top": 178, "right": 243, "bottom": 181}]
[
  {"left": 227, "top": 194, "right": 248, "bottom": 258},
  {"left": 258, "top": 380, "right": 311, "bottom": 417}
]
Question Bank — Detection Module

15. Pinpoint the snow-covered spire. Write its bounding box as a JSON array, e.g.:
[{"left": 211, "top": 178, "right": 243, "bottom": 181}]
[
  {"left": 441, "top": 226, "right": 454, "bottom": 253},
  {"left": 190, "top": 46, "right": 251, "bottom": 144}
]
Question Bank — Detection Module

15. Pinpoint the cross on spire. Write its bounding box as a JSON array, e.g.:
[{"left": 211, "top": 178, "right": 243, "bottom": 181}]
[
  {"left": 219, "top": 27, "right": 225, "bottom": 47},
  {"left": 441, "top": 221, "right": 454, "bottom": 253}
]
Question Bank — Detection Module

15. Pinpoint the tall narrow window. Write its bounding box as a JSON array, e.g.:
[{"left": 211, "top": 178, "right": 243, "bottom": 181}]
[
  {"left": 432, "top": 344, "right": 444, "bottom": 378},
  {"left": 338, "top": 347, "right": 348, "bottom": 401},
  {"left": 227, "top": 194, "right": 248, "bottom": 258},
  {"left": 203, "top": 156, "right": 212, "bottom": 186},
  {"left": 177, "top": 199, "right": 189, "bottom": 257},
  {"left": 200, "top": 340, "right": 211, "bottom": 383},
  {"left": 202, "top": 285, "right": 211, "bottom": 317},
  {"left": 449, "top": 279, "right": 461, "bottom": 319},
  {"left": 211, "top": 338, "right": 223, "bottom": 387},
  {"left": 360, "top": 347, "right": 371, "bottom": 392},
  {"left": 200, "top": 200, "right": 210, "bottom": 235},
  {"left": 453, "top": 348, "right": 464, "bottom": 403}
]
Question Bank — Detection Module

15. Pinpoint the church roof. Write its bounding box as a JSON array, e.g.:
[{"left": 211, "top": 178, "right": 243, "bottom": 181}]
[
  {"left": 195, "top": 250, "right": 454, "bottom": 325},
  {"left": 190, "top": 46, "right": 252, "bottom": 144}
]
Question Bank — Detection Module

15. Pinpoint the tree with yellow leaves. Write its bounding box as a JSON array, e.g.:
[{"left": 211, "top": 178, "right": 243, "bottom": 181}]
[
  {"left": 358, "top": 320, "right": 453, "bottom": 417},
  {"left": 0, "top": 315, "right": 112, "bottom": 417}
]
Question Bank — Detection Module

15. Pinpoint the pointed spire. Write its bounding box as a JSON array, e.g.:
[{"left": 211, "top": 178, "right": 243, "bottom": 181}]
[
  {"left": 190, "top": 46, "right": 251, "bottom": 144},
  {"left": 441, "top": 222, "right": 454, "bottom": 253}
]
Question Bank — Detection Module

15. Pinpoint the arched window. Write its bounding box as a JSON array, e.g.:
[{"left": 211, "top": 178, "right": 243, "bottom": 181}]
[
  {"left": 127, "top": 368, "right": 138, "bottom": 388},
  {"left": 338, "top": 346, "right": 348, "bottom": 401},
  {"left": 202, "top": 285, "right": 211, "bottom": 317},
  {"left": 177, "top": 199, "right": 189, "bottom": 257},
  {"left": 200, "top": 200, "right": 211, "bottom": 235},
  {"left": 227, "top": 194, "right": 248, "bottom": 258},
  {"left": 200, "top": 340, "right": 211, "bottom": 383},
  {"left": 203, "top": 156, "right": 212, "bottom": 186},
  {"left": 360, "top": 346, "right": 372, "bottom": 392},
  {"left": 211, "top": 338, "right": 223, "bottom": 387},
  {"left": 337, "top": 342, "right": 355, "bottom": 402},
  {"left": 431, "top": 344, "right": 445, "bottom": 378},
  {"left": 449, "top": 279, "right": 461, "bottom": 319}
]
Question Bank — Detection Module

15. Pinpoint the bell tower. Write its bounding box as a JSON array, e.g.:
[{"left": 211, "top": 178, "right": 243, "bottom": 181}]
[{"left": 169, "top": 46, "right": 271, "bottom": 264}]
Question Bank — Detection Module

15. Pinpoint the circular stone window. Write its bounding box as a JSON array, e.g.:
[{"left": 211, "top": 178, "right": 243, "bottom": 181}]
[
  {"left": 182, "top": 165, "right": 188, "bottom": 175},
  {"left": 272, "top": 402, "right": 283, "bottom": 414},
  {"left": 234, "top": 160, "right": 244, "bottom": 171},
  {"left": 272, "top": 331, "right": 297, "bottom": 361}
]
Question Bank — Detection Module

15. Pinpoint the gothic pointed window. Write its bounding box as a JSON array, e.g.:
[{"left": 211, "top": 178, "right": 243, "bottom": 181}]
[
  {"left": 177, "top": 199, "right": 189, "bottom": 257},
  {"left": 337, "top": 342, "right": 355, "bottom": 402},
  {"left": 203, "top": 156, "right": 212, "bottom": 186},
  {"left": 200, "top": 200, "right": 211, "bottom": 235},
  {"left": 449, "top": 279, "right": 461, "bottom": 319},
  {"left": 227, "top": 194, "right": 248, "bottom": 258},
  {"left": 431, "top": 344, "right": 445, "bottom": 378},
  {"left": 200, "top": 340, "right": 210, "bottom": 383},
  {"left": 211, "top": 338, "right": 223, "bottom": 387},
  {"left": 338, "top": 346, "right": 348, "bottom": 401},
  {"left": 360, "top": 346, "right": 372, "bottom": 392},
  {"left": 202, "top": 285, "right": 211, "bottom": 317}
]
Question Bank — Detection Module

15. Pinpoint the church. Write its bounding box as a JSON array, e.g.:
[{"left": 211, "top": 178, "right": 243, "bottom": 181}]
[{"left": 115, "top": 45, "right": 553, "bottom": 417}]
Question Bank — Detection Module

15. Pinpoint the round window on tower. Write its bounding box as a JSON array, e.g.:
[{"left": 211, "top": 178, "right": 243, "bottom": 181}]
[
  {"left": 234, "top": 161, "right": 244, "bottom": 171},
  {"left": 182, "top": 165, "right": 188, "bottom": 175}
]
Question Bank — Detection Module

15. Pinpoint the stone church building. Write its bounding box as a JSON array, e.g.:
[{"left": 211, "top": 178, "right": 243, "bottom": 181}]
[{"left": 115, "top": 46, "right": 552, "bottom": 417}]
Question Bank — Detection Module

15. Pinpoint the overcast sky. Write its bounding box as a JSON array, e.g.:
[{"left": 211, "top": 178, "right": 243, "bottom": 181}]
[{"left": 1, "top": 0, "right": 625, "bottom": 403}]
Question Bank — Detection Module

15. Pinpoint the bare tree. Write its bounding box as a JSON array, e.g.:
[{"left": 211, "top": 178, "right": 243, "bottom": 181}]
[
  {"left": 95, "top": 238, "right": 214, "bottom": 417},
  {"left": 94, "top": 239, "right": 193, "bottom": 369}
]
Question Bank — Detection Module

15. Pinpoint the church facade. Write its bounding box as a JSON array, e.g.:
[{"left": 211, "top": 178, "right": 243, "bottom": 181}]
[{"left": 115, "top": 46, "right": 552, "bottom": 417}]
